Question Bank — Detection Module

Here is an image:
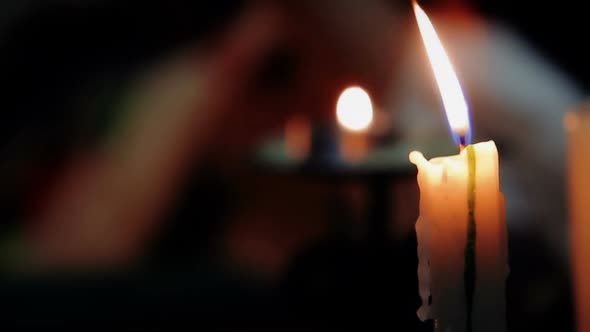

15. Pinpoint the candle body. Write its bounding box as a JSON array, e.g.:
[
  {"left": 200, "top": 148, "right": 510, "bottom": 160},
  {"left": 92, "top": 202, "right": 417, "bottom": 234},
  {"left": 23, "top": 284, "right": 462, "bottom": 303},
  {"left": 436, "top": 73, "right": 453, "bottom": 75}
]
[
  {"left": 410, "top": 140, "right": 508, "bottom": 332},
  {"left": 565, "top": 111, "right": 590, "bottom": 332},
  {"left": 339, "top": 130, "right": 369, "bottom": 162}
]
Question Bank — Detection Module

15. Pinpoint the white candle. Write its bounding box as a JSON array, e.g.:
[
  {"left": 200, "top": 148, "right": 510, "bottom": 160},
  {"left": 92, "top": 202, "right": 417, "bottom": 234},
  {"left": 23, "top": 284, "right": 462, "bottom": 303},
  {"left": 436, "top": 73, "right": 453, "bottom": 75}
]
[
  {"left": 410, "top": 142, "right": 508, "bottom": 332},
  {"left": 564, "top": 109, "right": 590, "bottom": 332},
  {"left": 410, "top": 3, "right": 509, "bottom": 331}
]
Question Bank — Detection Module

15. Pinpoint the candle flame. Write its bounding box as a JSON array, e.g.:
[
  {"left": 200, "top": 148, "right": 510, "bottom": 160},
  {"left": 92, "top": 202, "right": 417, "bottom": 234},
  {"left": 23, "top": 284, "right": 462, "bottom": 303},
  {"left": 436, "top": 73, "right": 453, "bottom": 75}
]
[
  {"left": 336, "top": 86, "right": 374, "bottom": 132},
  {"left": 413, "top": 1, "right": 470, "bottom": 143}
]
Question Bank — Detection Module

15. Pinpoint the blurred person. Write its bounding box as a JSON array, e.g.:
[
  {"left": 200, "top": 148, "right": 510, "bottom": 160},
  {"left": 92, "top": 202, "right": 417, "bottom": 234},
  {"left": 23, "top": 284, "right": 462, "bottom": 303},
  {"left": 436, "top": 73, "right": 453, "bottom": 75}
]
[
  {"left": 0, "top": 0, "right": 580, "bottom": 280},
  {"left": 0, "top": 0, "right": 581, "bottom": 330},
  {"left": 0, "top": 0, "right": 407, "bottom": 269}
]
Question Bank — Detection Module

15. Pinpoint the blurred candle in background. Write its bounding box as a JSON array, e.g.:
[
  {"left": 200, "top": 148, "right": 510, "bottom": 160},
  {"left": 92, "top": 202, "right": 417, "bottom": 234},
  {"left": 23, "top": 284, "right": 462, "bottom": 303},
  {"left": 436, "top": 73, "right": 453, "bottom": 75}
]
[
  {"left": 564, "top": 108, "right": 590, "bottom": 332},
  {"left": 285, "top": 113, "right": 312, "bottom": 161},
  {"left": 409, "top": 2, "right": 508, "bottom": 331},
  {"left": 336, "top": 86, "right": 373, "bottom": 163}
]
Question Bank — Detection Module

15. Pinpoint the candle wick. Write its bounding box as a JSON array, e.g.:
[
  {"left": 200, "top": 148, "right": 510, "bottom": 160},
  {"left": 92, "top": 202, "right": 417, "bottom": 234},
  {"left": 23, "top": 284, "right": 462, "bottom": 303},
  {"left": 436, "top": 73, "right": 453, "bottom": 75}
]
[{"left": 459, "top": 135, "right": 467, "bottom": 151}]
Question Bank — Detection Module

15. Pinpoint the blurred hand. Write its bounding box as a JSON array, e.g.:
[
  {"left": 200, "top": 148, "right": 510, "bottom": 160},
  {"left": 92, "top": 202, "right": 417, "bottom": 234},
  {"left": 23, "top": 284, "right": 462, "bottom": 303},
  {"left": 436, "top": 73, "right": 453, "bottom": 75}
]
[
  {"left": 30, "top": 2, "right": 300, "bottom": 267},
  {"left": 28, "top": 0, "right": 405, "bottom": 268}
]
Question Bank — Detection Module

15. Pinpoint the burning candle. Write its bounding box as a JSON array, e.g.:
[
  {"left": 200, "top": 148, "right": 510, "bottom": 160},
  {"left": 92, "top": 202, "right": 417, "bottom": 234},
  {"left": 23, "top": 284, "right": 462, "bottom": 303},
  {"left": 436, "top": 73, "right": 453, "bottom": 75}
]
[
  {"left": 409, "top": 3, "right": 508, "bottom": 332},
  {"left": 336, "top": 86, "right": 373, "bottom": 162}
]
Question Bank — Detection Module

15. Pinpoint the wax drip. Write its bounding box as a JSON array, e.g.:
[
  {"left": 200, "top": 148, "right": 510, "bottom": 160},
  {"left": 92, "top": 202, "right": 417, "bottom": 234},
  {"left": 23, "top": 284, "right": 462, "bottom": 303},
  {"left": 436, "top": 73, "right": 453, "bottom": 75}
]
[{"left": 464, "top": 145, "right": 477, "bottom": 332}]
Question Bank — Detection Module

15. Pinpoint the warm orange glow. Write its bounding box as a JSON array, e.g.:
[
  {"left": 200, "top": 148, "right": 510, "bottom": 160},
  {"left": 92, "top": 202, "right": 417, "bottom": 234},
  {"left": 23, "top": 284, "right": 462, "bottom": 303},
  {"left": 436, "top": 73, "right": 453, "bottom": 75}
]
[
  {"left": 285, "top": 114, "right": 311, "bottom": 160},
  {"left": 413, "top": 1, "right": 470, "bottom": 138},
  {"left": 336, "top": 86, "right": 373, "bottom": 132}
]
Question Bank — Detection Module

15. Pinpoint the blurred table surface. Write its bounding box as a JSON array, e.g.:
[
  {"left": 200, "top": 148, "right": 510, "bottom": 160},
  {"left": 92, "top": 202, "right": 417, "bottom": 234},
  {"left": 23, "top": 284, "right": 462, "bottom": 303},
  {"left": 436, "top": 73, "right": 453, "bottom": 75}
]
[{"left": 254, "top": 137, "right": 456, "bottom": 177}]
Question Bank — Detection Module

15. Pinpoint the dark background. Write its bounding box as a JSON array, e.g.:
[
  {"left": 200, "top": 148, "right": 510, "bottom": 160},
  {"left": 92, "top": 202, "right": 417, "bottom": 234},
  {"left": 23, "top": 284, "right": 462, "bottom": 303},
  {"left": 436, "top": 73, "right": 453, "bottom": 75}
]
[{"left": 0, "top": 0, "right": 580, "bottom": 330}]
